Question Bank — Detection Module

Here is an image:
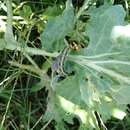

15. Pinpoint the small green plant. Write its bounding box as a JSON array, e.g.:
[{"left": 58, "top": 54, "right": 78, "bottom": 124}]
[{"left": 0, "top": 0, "right": 130, "bottom": 130}]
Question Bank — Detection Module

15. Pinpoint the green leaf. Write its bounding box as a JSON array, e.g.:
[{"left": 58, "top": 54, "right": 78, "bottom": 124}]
[
  {"left": 43, "top": 3, "right": 130, "bottom": 130},
  {"left": 44, "top": 94, "right": 98, "bottom": 129},
  {"left": 84, "top": 4, "right": 126, "bottom": 55},
  {"left": 80, "top": 79, "right": 95, "bottom": 107},
  {"left": 43, "top": 94, "right": 75, "bottom": 126},
  {"left": 54, "top": 73, "right": 99, "bottom": 129},
  {"left": 43, "top": 5, "right": 63, "bottom": 17},
  {"left": 56, "top": 95, "right": 89, "bottom": 127},
  {"left": 40, "top": 0, "right": 75, "bottom": 52},
  {"left": 56, "top": 75, "right": 84, "bottom": 106},
  {"left": 30, "top": 80, "right": 45, "bottom": 92},
  {"left": 74, "top": 4, "right": 130, "bottom": 102},
  {"left": 111, "top": 85, "right": 130, "bottom": 104},
  {"left": 97, "top": 97, "right": 126, "bottom": 121},
  {"left": 20, "top": 5, "right": 32, "bottom": 20}
]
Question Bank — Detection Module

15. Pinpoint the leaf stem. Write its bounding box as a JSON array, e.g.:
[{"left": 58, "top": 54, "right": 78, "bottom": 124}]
[
  {"left": 79, "top": 60, "right": 130, "bottom": 84},
  {"left": 5, "top": 0, "right": 18, "bottom": 49},
  {"left": 76, "top": 0, "right": 91, "bottom": 19},
  {"left": 8, "top": 61, "right": 45, "bottom": 76}
]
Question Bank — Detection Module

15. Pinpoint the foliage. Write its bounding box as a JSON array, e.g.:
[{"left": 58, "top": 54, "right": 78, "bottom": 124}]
[{"left": 0, "top": 0, "right": 130, "bottom": 130}]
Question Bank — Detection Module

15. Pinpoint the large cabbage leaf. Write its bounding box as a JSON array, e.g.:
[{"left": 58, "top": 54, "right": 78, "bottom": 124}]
[{"left": 44, "top": 3, "right": 130, "bottom": 130}]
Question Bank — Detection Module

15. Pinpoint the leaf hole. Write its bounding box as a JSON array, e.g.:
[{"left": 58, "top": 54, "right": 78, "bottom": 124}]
[
  {"left": 100, "top": 75, "right": 103, "bottom": 79},
  {"left": 66, "top": 112, "right": 71, "bottom": 116},
  {"left": 68, "top": 71, "right": 75, "bottom": 76},
  {"left": 85, "top": 77, "right": 88, "bottom": 81},
  {"left": 57, "top": 76, "right": 66, "bottom": 82},
  {"left": 79, "top": 14, "right": 90, "bottom": 22}
]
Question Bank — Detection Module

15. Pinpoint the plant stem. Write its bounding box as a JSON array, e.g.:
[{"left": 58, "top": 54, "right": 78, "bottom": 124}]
[
  {"left": 5, "top": 0, "right": 13, "bottom": 33},
  {"left": 5, "top": 0, "right": 18, "bottom": 50}
]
